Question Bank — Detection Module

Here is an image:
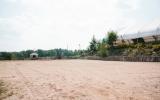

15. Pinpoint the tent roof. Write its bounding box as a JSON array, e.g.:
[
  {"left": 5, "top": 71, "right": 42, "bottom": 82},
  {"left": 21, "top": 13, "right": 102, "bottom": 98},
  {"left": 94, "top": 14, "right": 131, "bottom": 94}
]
[
  {"left": 118, "top": 18, "right": 160, "bottom": 40},
  {"left": 30, "top": 53, "right": 38, "bottom": 56},
  {"left": 118, "top": 28, "right": 160, "bottom": 40}
]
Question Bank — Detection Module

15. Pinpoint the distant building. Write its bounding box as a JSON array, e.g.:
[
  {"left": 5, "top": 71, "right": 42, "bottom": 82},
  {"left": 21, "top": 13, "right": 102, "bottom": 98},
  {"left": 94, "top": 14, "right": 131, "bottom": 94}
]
[
  {"left": 116, "top": 27, "right": 160, "bottom": 44},
  {"left": 30, "top": 53, "right": 38, "bottom": 60}
]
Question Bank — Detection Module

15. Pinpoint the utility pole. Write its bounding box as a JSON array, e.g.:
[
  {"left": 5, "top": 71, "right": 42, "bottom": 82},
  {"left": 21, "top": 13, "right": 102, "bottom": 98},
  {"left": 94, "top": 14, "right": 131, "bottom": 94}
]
[
  {"left": 78, "top": 44, "right": 81, "bottom": 50},
  {"left": 67, "top": 44, "right": 68, "bottom": 50}
]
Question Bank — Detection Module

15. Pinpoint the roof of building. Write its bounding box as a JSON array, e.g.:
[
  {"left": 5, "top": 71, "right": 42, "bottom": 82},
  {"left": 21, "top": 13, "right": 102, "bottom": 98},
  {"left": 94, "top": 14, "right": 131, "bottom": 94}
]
[
  {"left": 30, "top": 53, "right": 38, "bottom": 56},
  {"left": 118, "top": 28, "right": 160, "bottom": 40},
  {"left": 118, "top": 18, "right": 160, "bottom": 40}
]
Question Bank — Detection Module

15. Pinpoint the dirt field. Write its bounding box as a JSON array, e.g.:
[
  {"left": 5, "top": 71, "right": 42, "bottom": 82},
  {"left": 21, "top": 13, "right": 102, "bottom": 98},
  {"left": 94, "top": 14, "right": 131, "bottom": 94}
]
[{"left": 0, "top": 60, "right": 160, "bottom": 100}]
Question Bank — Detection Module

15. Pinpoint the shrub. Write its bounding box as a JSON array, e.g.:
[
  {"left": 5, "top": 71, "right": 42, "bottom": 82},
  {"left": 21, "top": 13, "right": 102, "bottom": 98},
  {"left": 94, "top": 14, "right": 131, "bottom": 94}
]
[{"left": 97, "top": 42, "right": 108, "bottom": 57}]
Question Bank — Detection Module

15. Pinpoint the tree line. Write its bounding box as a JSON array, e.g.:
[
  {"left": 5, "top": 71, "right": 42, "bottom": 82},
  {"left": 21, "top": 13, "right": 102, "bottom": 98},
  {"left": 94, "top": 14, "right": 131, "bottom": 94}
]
[
  {"left": 0, "top": 49, "right": 85, "bottom": 60},
  {"left": 0, "top": 30, "right": 160, "bottom": 60}
]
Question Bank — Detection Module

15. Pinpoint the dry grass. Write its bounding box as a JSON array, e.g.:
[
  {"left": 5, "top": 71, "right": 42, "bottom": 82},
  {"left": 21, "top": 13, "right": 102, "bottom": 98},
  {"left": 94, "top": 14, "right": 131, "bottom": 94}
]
[
  {"left": 0, "top": 80, "right": 14, "bottom": 100},
  {"left": 0, "top": 80, "right": 7, "bottom": 99}
]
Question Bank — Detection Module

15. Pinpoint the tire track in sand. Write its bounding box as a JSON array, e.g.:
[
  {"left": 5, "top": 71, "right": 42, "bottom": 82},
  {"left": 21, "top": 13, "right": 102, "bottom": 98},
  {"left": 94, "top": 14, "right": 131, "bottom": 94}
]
[{"left": 13, "top": 64, "right": 46, "bottom": 100}]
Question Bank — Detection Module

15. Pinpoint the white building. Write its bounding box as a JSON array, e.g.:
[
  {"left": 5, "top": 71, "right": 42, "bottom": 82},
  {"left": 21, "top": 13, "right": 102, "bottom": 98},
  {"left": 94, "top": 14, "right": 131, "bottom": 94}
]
[{"left": 30, "top": 53, "right": 38, "bottom": 60}]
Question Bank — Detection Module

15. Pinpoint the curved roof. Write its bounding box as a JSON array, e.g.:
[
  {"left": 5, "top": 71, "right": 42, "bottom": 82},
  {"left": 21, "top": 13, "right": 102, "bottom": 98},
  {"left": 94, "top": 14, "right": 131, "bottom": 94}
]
[
  {"left": 30, "top": 53, "right": 38, "bottom": 56},
  {"left": 118, "top": 27, "right": 160, "bottom": 40},
  {"left": 118, "top": 18, "right": 160, "bottom": 40}
]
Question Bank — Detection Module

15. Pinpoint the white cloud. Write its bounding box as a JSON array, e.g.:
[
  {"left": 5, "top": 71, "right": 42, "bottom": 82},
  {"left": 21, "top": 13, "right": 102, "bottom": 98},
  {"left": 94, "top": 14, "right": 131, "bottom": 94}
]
[
  {"left": 0, "top": 0, "right": 159, "bottom": 51},
  {"left": 6, "top": 0, "right": 17, "bottom": 2}
]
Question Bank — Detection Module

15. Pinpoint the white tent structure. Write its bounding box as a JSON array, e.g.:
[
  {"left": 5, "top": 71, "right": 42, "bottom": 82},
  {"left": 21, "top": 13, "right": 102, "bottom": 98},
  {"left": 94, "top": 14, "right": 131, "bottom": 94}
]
[
  {"left": 117, "top": 19, "right": 160, "bottom": 44},
  {"left": 30, "top": 53, "right": 38, "bottom": 60}
]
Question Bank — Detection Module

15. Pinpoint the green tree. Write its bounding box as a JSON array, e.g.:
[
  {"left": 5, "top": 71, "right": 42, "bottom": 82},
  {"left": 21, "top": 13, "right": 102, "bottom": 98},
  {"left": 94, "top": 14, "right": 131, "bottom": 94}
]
[
  {"left": 55, "top": 49, "right": 62, "bottom": 59},
  {"left": 88, "top": 36, "right": 98, "bottom": 55},
  {"left": 11, "top": 53, "right": 17, "bottom": 60},
  {"left": 97, "top": 40, "right": 108, "bottom": 57},
  {"left": 107, "top": 31, "right": 118, "bottom": 46},
  {"left": 0, "top": 52, "right": 11, "bottom": 60},
  {"left": 37, "top": 49, "right": 45, "bottom": 57},
  {"left": 48, "top": 49, "right": 56, "bottom": 57},
  {"left": 25, "top": 50, "right": 34, "bottom": 58}
]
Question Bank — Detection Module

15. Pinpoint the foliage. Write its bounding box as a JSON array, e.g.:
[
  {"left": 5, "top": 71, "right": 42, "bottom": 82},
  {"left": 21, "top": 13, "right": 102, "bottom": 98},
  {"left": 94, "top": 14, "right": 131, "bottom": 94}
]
[
  {"left": 0, "top": 52, "right": 11, "bottom": 60},
  {"left": 97, "top": 40, "right": 108, "bottom": 57},
  {"left": 107, "top": 31, "right": 118, "bottom": 46},
  {"left": 86, "top": 31, "right": 160, "bottom": 57},
  {"left": 0, "top": 49, "right": 84, "bottom": 60},
  {"left": 88, "top": 36, "right": 98, "bottom": 55}
]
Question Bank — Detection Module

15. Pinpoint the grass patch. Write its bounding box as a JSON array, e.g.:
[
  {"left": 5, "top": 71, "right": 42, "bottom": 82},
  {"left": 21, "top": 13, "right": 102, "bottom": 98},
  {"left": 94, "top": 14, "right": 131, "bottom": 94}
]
[
  {"left": 0, "top": 80, "right": 13, "bottom": 99},
  {"left": 0, "top": 81, "right": 7, "bottom": 95}
]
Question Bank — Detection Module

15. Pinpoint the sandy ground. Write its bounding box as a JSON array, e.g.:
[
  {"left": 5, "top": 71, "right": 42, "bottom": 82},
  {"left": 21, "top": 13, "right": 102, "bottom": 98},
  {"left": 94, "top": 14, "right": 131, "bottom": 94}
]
[{"left": 0, "top": 60, "right": 160, "bottom": 100}]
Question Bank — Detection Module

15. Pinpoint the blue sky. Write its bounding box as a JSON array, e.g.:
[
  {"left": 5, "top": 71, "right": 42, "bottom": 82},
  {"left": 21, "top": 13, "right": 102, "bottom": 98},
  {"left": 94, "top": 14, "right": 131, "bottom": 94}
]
[{"left": 0, "top": 0, "right": 160, "bottom": 51}]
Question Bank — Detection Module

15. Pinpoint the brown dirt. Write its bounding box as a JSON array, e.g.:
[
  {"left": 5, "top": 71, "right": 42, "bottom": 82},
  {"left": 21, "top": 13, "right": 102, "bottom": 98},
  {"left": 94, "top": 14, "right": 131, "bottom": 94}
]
[{"left": 0, "top": 60, "right": 160, "bottom": 100}]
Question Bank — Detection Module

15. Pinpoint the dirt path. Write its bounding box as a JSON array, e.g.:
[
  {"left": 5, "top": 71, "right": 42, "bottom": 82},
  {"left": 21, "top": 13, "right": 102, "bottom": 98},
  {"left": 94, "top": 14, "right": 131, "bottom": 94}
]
[{"left": 0, "top": 60, "right": 160, "bottom": 100}]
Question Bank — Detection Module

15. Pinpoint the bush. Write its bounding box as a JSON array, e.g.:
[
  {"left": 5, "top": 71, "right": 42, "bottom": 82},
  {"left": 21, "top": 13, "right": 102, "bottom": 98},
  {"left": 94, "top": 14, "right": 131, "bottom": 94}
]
[{"left": 97, "top": 42, "right": 108, "bottom": 57}]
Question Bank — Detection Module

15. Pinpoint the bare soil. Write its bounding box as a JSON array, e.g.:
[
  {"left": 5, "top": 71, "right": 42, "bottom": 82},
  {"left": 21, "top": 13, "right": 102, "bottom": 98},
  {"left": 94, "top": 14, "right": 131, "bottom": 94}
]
[{"left": 0, "top": 60, "right": 160, "bottom": 100}]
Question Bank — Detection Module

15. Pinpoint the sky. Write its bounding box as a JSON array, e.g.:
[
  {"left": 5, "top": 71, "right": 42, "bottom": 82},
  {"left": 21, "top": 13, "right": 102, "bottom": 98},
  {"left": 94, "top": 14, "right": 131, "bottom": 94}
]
[{"left": 0, "top": 0, "right": 160, "bottom": 51}]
